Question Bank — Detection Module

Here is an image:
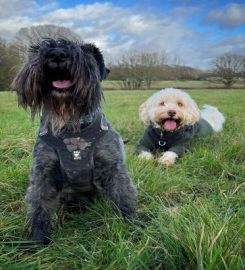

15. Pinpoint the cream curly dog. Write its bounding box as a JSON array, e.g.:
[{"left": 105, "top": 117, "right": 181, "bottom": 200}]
[{"left": 135, "top": 88, "right": 225, "bottom": 166}]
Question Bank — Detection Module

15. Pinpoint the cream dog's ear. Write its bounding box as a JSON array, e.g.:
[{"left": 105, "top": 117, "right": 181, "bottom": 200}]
[
  {"left": 139, "top": 100, "right": 150, "bottom": 125},
  {"left": 186, "top": 100, "right": 201, "bottom": 125}
]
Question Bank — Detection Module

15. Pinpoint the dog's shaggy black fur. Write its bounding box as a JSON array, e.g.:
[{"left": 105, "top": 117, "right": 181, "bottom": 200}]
[{"left": 12, "top": 38, "right": 137, "bottom": 244}]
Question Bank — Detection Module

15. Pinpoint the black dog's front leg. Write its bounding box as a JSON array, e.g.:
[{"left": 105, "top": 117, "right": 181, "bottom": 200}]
[
  {"left": 25, "top": 183, "right": 61, "bottom": 245},
  {"left": 25, "top": 142, "right": 62, "bottom": 245},
  {"left": 28, "top": 206, "right": 52, "bottom": 245}
]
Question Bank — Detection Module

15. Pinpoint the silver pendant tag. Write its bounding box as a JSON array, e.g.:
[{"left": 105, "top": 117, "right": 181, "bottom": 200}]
[{"left": 159, "top": 140, "right": 166, "bottom": 147}]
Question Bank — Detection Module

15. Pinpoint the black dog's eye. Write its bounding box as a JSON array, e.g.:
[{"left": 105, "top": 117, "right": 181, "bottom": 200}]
[
  {"left": 57, "top": 39, "right": 69, "bottom": 47},
  {"left": 29, "top": 44, "right": 40, "bottom": 54},
  {"left": 40, "top": 39, "right": 58, "bottom": 49},
  {"left": 42, "top": 40, "right": 53, "bottom": 47},
  {"left": 43, "top": 40, "right": 51, "bottom": 46}
]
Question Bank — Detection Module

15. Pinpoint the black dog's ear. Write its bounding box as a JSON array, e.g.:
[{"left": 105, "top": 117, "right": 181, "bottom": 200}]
[
  {"left": 11, "top": 61, "right": 43, "bottom": 118},
  {"left": 105, "top": 67, "right": 110, "bottom": 78},
  {"left": 81, "top": 43, "right": 109, "bottom": 80}
]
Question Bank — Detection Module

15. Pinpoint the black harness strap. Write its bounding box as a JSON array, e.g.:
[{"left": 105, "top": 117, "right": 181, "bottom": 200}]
[{"left": 150, "top": 125, "right": 193, "bottom": 151}]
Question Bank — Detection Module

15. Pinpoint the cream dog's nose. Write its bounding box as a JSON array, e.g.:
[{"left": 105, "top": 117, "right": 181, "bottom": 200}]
[{"left": 168, "top": 110, "right": 176, "bottom": 117}]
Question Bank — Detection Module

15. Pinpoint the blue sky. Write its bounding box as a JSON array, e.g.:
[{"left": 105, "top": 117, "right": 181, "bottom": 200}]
[{"left": 1, "top": 0, "right": 245, "bottom": 69}]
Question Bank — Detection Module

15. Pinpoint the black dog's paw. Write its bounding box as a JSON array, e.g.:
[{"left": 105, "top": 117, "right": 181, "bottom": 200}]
[
  {"left": 28, "top": 228, "right": 51, "bottom": 245},
  {"left": 123, "top": 215, "right": 146, "bottom": 229}
]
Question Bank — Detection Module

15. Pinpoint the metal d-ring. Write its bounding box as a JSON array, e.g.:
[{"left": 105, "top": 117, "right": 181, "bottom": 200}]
[
  {"left": 158, "top": 140, "right": 166, "bottom": 147},
  {"left": 100, "top": 117, "right": 109, "bottom": 131}
]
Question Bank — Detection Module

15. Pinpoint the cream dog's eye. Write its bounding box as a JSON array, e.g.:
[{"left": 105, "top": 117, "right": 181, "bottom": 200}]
[
  {"left": 160, "top": 101, "right": 165, "bottom": 106},
  {"left": 178, "top": 102, "right": 183, "bottom": 107}
]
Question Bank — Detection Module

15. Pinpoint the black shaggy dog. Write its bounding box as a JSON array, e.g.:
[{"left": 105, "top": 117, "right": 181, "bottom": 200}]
[{"left": 12, "top": 38, "right": 137, "bottom": 245}]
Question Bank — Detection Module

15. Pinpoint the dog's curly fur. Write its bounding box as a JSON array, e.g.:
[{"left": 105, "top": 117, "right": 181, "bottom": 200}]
[
  {"left": 12, "top": 37, "right": 137, "bottom": 244},
  {"left": 139, "top": 88, "right": 202, "bottom": 129},
  {"left": 136, "top": 88, "right": 225, "bottom": 166}
]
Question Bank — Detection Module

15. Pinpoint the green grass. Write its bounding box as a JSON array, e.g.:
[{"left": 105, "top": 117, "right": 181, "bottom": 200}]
[{"left": 0, "top": 90, "right": 244, "bottom": 270}]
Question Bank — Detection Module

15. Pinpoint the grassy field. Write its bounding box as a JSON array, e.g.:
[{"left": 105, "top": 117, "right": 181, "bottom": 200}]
[{"left": 0, "top": 90, "right": 244, "bottom": 269}]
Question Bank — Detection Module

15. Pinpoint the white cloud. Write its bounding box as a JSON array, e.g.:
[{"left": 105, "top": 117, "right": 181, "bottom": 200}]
[
  {"left": 0, "top": 0, "right": 38, "bottom": 18},
  {"left": 36, "top": 2, "right": 198, "bottom": 64},
  {"left": 0, "top": 16, "right": 32, "bottom": 38},
  {"left": 205, "top": 3, "right": 245, "bottom": 28},
  {"left": 0, "top": 0, "right": 58, "bottom": 38},
  {"left": 0, "top": 0, "right": 244, "bottom": 69},
  {"left": 47, "top": 2, "right": 118, "bottom": 21}
]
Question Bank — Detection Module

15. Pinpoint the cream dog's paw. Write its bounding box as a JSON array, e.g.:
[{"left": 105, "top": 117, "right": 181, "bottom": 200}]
[
  {"left": 158, "top": 151, "right": 178, "bottom": 167},
  {"left": 138, "top": 151, "right": 154, "bottom": 160}
]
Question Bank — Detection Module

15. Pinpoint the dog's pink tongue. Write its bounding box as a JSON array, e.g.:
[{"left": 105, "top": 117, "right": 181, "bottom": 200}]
[
  {"left": 163, "top": 120, "right": 177, "bottom": 131},
  {"left": 52, "top": 80, "right": 72, "bottom": 89}
]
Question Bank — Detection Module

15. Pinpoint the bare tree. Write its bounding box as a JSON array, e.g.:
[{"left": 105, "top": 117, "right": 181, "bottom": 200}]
[
  {"left": 210, "top": 53, "right": 244, "bottom": 87},
  {"left": 242, "top": 56, "right": 245, "bottom": 79},
  {"left": 170, "top": 55, "right": 184, "bottom": 80},
  {"left": 116, "top": 51, "right": 167, "bottom": 89}
]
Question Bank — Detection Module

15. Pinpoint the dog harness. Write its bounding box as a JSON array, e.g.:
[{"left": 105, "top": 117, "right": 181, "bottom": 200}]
[
  {"left": 135, "top": 118, "right": 213, "bottom": 156},
  {"left": 39, "top": 113, "right": 109, "bottom": 192}
]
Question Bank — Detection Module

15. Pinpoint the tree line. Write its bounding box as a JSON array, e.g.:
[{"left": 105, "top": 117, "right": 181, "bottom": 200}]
[
  {"left": 0, "top": 39, "right": 21, "bottom": 91},
  {"left": 108, "top": 52, "right": 205, "bottom": 89},
  {"left": 0, "top": 25, "right": 245, "bottom": 91},
  {"left": 107, "top": 52, "right": 245, "bottom": 89}
]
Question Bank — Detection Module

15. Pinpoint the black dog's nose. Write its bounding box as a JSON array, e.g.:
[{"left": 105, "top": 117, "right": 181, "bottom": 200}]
[
  {"left": 168, "top": 110, "right": 176, "bottom": 117},
  {"left": 47, "top": 48, "right": 69, "bottom": 63}
]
